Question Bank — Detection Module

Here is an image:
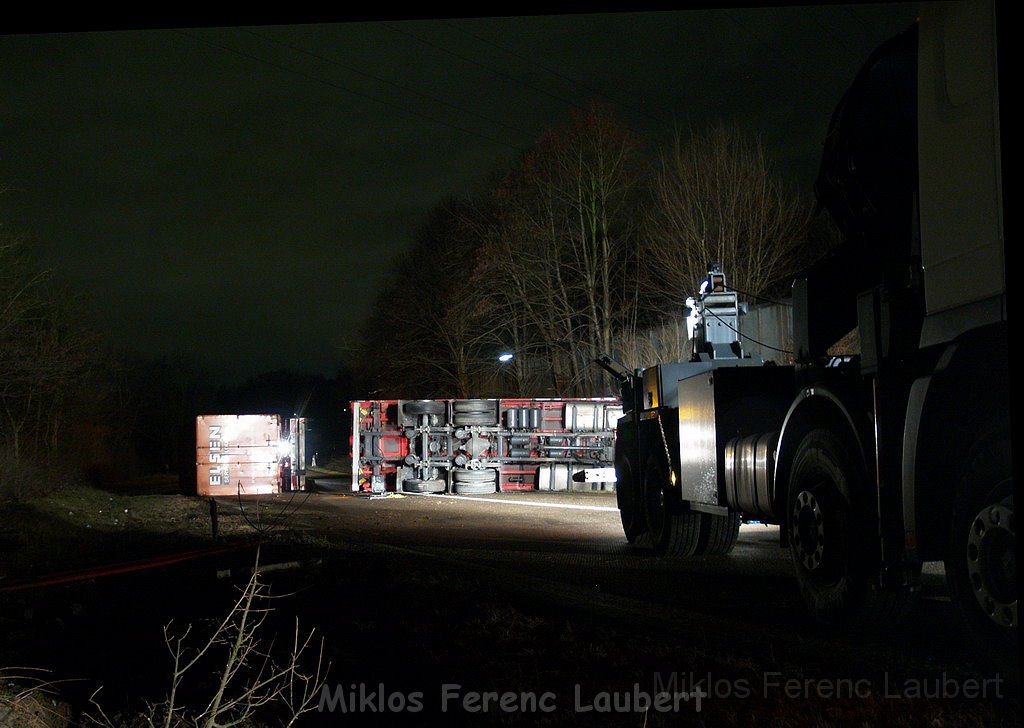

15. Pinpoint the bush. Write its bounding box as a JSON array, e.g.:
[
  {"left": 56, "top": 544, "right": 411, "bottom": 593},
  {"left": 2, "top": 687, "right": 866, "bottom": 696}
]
[
  {"left": 86, "top": 550, "right": 329, "bottom": 728},
  {"left": 0, "top": 449, "right": 81, "bottom": 503}
]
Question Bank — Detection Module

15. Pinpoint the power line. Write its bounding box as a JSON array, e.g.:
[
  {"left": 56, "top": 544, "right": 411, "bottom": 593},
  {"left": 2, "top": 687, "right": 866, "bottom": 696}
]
[
  {"left": 439, "top": 19, "right": 664, "bottom": 125},
  {"left": 171, "top": 29, "right": 523, "bottom": 153},
  {"left": 240, "top": 27, "right": 538, "bottom": 144},
  {"left": 376, "top": 20, "right": 593, "bottom": 120},
  {"left": 726, "top": 285, "right": 792, "bottom": 307}
]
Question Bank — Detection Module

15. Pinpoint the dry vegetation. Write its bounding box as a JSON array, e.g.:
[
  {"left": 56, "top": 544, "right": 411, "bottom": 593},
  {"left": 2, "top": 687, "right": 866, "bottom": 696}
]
[
  {"left": 85, "top": 550, "right": 327, "bottom": 728},
  {"left": 2, "top": 486, "right": 329, "bottom": 728}
]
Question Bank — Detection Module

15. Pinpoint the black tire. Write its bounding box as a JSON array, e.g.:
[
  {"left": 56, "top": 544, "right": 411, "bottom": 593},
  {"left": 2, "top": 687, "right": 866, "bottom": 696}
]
[
  {"left": 454, "top": 482, "right": 496, "bottom": 495},
  {"left": 643, "top": 452, "right": 702, "bottom": 556},
  {"left": 788, "top": 429, "right": 912, "bottom": 626},
  {"left": 453, "top": 399, "right": 495, "bottom": 414},
  {"left": 615, "top": 448, "right": 645, "bottom": 544},
  {"left": 452, "top": 468, "right": 497, "bottom": 483},
  {"left": 945, "top": 435, "right": 1016, "bottom": 674},
  {"left": 402, "top": 478, "right": 445, "bottom": 494},
  {"left": 404, "top": 400, "right": 445, "bottom": 417},
  {"left": 452, "top": 412, "right": 496, "bottom": 426},
  {"left": 697, "top": 512, "right": 742, "bottom": 555}
]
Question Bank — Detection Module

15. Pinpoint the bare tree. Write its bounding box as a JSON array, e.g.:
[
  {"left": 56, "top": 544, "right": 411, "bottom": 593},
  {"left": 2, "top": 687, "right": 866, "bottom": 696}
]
[
  {"left": 356, "top": 116, "right": 811, "bottom": 398},
  {"left": 356, "top": 198, "right": 505, "bottom": 398},
  {"left": 462, "top": 183, "right": 580, "bottom": 395},
  {"left": 612, "top": 312, "right": 690, "bottom": 371},
  {"left": 643, "top": 123, "right": 812, "bottom": 315},
  {"left": 1, "top": 238, "right": 98, "bottom": 497},
  {"left": 468, "top": 104, "right": 642, "bottom": 396}
]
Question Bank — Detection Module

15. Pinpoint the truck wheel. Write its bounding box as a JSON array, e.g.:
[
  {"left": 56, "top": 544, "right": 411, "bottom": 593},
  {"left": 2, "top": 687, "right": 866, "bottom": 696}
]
[
  {"left": 454, "top": 482, "right": 497, "bottom": 495},
  {"left": 453, "top": 468, "right": 497, "bottom": 483},
  {"left": 615, "top": 450, "right": 645, "bottom": 544},
  {"left": 643, "top": 453, "right": 702, "bottom": 556},
  {"left": 402, "top": 478, "right": 445, "bottom": 494},
  {"left": 788, "top": 429, "right": 910, "bottom": 626},
  {"left": 404, "top": 400, "right": 445, "bottom": 417},
  {"left": 945, "top": 435, "right": 1016, "bottom": 672},
  {"left": 453, "top": 399, "right": 494, "bottom": 413},
  {"left": 697, "top": 512, "right": 742, "bottom": 556},
  {"left": 452, "top": 412, "right": 496, "bottom": 426}
]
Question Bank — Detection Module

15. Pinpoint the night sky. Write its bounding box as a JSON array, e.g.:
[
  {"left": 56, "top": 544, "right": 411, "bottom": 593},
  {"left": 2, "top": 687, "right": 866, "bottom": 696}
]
[{"left": 1, "top": 7, "right": 917, "bottom": 383}]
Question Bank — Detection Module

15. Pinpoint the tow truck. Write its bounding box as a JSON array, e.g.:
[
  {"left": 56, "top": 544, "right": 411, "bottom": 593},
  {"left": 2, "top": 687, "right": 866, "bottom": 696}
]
[{"left": 602, "top": 0, "right": 1013, "bottom": 665}]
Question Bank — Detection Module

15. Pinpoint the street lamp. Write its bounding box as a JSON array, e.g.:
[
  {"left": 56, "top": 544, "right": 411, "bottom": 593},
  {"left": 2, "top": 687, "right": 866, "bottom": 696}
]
[{"left": 497, "top": 352, "right": 514, "bottom": 363}]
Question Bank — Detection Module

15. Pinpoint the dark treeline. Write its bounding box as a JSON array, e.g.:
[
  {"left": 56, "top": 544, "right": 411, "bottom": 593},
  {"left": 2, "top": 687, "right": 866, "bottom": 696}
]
[
  {"left": 359, "top": 104, "right": 831, "bottom": 399},
  {"left": 1, "top": 104, "right": 832, "bottom": 497},
  {"left": 102, "top": 360, "right": 354, "bottom": 482},
  {"left": 0, "top": 235, "right": 354, "bottom": 499},
  {"left": 213, "top": 369, "right": 354, "bottom": 465},
  {"left": 1, "top": 237, "right": 99, "bottom": 498}
]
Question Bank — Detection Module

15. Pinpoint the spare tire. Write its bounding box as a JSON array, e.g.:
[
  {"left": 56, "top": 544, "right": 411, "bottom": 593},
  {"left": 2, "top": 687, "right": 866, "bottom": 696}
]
[
  {"left": 404, "top": 400, "right": 445, "bottom": 417},
  {"left": 452, "top": 468, "right": 497, "bottom": 483},
  {"left": 454, "top": 482, "right": 497, "bottom": 495},
  {"left": 402, "top": 478, "right": 445, "bottom": 494},
  {"left": 453, "top": 412, "right": 496, "bottom": 426},
  {"left": 453, "top": 399, "right": 495, "bottom": 413}
]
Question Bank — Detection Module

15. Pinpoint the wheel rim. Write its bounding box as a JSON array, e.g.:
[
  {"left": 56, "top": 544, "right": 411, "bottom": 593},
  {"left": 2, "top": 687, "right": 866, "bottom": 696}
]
[
  {"left": 966, "top": 500, "right": 1016, "bottom": 629},
  {"left": 791, "top": 490, "right": 826, "bottom": 573}
]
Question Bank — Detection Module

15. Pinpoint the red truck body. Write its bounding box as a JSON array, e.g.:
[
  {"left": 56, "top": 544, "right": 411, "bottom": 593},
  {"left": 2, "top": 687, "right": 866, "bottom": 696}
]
[{"left": 350, "top": 398, "right": 621, "bottom": 494}]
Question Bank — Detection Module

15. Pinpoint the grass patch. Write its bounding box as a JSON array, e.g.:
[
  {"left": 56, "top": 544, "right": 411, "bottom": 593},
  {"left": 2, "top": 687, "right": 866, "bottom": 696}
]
[
  {"left": 0, "top": 670, "right": 72, "bottom": 728},
  {"left": 0, "top": 485, "right": 261, "bottom": 582}
]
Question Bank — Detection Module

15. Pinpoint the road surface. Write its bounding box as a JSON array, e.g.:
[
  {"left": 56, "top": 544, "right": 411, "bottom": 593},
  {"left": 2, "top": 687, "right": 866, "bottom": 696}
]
[{"left": 262, "top": 489, "right": 991, "bottom": 680}]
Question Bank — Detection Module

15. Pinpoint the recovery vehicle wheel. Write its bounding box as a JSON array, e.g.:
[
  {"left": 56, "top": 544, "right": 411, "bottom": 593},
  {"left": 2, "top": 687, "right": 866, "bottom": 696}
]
[
  {"left": 945, "top": 434, "right": 1016, "bottom": 673},
  {"left": 788, "top": 429, "right": 911, "bottom": 626},
  {"left": 643, "top": 452, "right": 702, "bottom": 556},
  {"left": 614, "top": 449, "right": 645, "bottom": 544},
  {"left": 402, "top": 478, "right": 445, "bottom": 494},
  {"left": 697, "top": 512, "right": 742, "bottom": 556}
]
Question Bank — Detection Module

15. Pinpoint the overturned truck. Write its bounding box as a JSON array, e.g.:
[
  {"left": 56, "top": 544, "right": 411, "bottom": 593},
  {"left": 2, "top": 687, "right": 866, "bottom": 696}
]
[
  {"left": 194, "top": 414, "right": 306, "bottom": 496},
  {"left": 351, "top": 398, "right": 621, "bottom": 494}
]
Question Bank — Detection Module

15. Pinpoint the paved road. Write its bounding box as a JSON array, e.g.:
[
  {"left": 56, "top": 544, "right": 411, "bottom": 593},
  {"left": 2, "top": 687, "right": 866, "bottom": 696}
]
[
  {"left": 249, "top": 488, "right": 1001, "bottom": 684},
  {"left": 5, "top": 487, "right": 1011, "bottom": 727}
]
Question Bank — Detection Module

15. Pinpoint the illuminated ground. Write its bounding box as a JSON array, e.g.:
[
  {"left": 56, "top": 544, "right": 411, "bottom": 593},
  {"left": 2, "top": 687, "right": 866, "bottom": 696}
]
[{"left": 1, "top": 486, "right": 1017, "bottom": 726}]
